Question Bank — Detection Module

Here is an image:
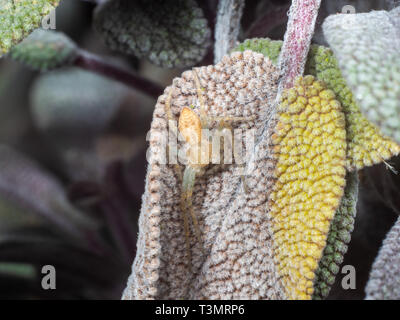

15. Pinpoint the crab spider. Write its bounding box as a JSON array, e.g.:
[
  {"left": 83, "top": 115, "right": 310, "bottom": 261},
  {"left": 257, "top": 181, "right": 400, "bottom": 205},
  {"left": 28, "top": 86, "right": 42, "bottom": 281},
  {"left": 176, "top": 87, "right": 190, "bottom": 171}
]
[{"left": 165, "top": 69, "right": 254, "bottom": 269}]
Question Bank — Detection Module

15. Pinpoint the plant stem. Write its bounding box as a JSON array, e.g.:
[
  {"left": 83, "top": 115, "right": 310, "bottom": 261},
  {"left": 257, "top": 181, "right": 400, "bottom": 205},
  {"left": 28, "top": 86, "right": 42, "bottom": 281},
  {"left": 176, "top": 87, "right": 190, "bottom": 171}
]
[
  {"left": 74, "top": 50, "right": 164, "bottom": 99},
  {"left": 214, "top": 0, "right": 245, "bottom": 63},
  {"left": 245, "top": 0, "right": 321, "bottom": 180},
  {"left": 277, "top": 0, "right": 322, "bottom": 92}
]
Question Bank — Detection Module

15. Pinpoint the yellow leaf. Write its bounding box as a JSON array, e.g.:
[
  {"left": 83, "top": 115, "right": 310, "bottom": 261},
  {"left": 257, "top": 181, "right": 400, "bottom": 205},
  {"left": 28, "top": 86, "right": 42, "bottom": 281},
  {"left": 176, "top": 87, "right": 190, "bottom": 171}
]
[{"left": 269, "top": 75, "right": 347, "bottom": 300}]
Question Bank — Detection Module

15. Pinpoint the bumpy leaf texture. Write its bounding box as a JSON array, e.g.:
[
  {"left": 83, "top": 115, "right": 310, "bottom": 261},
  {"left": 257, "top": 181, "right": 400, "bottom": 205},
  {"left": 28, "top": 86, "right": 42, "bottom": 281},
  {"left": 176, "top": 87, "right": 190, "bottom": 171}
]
[
  {"left": 323, "top": 7, "right": 400, "bottom": 143},
  {"left": 312, "top": 171, "right": 358, "bottom": 299},
  {"left": 10, "top": 29, "right": 78, "bottom": 71},
  {"left": 123, "top": 49, "right": 357, "bottom": 300},
  {"left": 0, "top": 0, "right": 60, "bottom": 57},
  {"left": 365, "top": 215, "right": 400, "bottom": 299},
  {"left": 269, "top": 75, "right": 347, "bottom": 299},
  {"left": 234, "top": 38, "right": 400, "bottom": 171},
  {"left": 123, "top": 51, "right": 285, "bottom": 299},
  {"left": 233, "top": 37, "right": 397, "bottom": 299},
  {"left": 93, "top": 0, "right": 211, "bottom": 68}
]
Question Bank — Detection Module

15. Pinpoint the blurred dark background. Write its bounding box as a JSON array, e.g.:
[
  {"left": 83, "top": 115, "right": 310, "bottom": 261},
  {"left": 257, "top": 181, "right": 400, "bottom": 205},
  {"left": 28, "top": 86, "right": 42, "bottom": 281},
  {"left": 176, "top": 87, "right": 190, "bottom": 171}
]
[{"left": 0, "top": 0, "right": 398, "bottom": 299}]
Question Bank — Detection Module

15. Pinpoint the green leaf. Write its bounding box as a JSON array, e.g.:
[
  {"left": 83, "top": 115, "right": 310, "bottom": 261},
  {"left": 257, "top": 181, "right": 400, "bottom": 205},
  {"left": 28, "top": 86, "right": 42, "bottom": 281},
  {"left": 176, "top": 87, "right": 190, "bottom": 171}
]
[
  {"left": 10, "top": 29, "right": 78, "bottom": 71},
  {"left": 0, "top": 0, "right": 61, "bottom": 57},
  {"left": 233, "top": 38, "right": 400, "bottom": 171},
  {"left": 93, "top": 0, "right": 211, "bottom": 68},
  {"left": 312, "top": 172, "right": 359, "bottom": 299},
  {"left": 234, "top": 38, "right": 282, "bottom": 64},
  {"left": 323, "top": 7, "right": 400, "bottom": 143}
]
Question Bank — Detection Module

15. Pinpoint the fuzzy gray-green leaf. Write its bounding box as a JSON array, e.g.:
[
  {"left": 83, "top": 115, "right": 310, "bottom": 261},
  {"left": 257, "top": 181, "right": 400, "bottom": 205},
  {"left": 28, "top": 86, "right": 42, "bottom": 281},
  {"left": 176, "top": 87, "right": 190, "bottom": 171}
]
[
  {"left": 365, "top": 215, "right": 400, "bottom": 300},
  {"left": 323, "top": 7, "right": 400, "bottom": 143},
  {"left": 312, "top": 172, "right": 359, "bottom": 299},
  {"left": 93, "top": 0, "right": 211, "bottom": 68},
  {"left": 0, "top": 0, "right": 61, "bottom": 57}
]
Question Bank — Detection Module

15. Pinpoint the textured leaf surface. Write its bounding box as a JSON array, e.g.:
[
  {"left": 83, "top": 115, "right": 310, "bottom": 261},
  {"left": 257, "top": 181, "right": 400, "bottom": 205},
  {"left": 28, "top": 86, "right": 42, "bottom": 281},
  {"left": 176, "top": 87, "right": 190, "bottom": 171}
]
[
  {"left": 269, "top": 75, "right": 347, "bottom": 299},
  {"left": 93, "top": 0, "right": 211, "bottom": 68},
  {"left": 365, "top": 215, "right": 400, "bottom": 299},
  {"left": 323, "top": 7, "right": 400, "bottom": 143},
  {"left": 123, "top": 50, "right": 363, "bottom": 300},
  {"left": 234, "top": 38, "right": 400, "bottom": 171},
  {"left": 235, "top": 39, "right": 282, "bottom": 64},
  {"left": 312, "top": 171, "right": 359, "bottom": 299},
  {"left": 305, "top": 44, "right": 400, "bottom": 171},
  {"left": 123, "top": 51, "right": 285, "bottom": 299},
  {"left": 0, "top": 0, "right": 60, "bottom": 57},
  {"left": 276, "top": 0, "right": 321, "bottom": 91},
  {"left": 10, "top": 29, "right": 78, "bottom": 71}
]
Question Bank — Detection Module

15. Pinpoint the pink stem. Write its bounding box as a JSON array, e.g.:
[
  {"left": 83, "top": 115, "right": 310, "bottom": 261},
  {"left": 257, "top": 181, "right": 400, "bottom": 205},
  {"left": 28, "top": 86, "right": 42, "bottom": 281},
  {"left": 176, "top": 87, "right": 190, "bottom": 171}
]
[{"left": 277, "top": 0, "right": 322, "bottom": 92}]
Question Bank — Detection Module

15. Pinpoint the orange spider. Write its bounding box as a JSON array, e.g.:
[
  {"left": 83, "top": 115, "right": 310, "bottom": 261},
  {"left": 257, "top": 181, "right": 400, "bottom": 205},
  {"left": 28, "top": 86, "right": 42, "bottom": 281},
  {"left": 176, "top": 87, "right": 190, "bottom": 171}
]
[{"left": 165, "top": 69, "right": 254, "bottom": 269}]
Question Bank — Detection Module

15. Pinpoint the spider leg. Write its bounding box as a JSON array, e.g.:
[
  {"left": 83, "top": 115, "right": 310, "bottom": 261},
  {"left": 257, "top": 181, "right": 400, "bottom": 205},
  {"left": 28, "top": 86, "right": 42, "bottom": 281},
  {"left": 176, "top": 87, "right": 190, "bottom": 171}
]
[
  {"left": 165, "top": 88, "right": 183, "bottom": 177},
  {"left": 214, "top": 118, "right": 251, "bottom": 194},
  {"left": 192, "top": 69, "right": 209, "bottom": 128},
  {"left": 240, "top": 168, "right": 250, "bottom": 194},
  {"left": 180, "top": 190, "right": 192, "bottom": 271},
  {"left": 171, "top": 165, "right": 197, "bottom": 271},
  {"left": 182, "top": 166, "right": 204, "bottom": 257},
  {"left": 186, "top": 191, "right": 204, "bottom": 253},
  {"left": 211, "top": 115, "right": 257, "bottom": 122},
  {"left": 193, "top": 67, "right": 257, "bottom": 127},
  {"left": 165, "top": 88, "right": 194, "bottom": 269},
  {"left": 165, "top": 88, "right": 174, "bottom": 121}
]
